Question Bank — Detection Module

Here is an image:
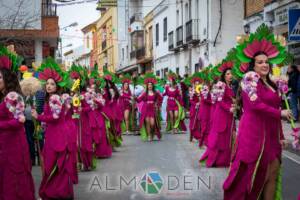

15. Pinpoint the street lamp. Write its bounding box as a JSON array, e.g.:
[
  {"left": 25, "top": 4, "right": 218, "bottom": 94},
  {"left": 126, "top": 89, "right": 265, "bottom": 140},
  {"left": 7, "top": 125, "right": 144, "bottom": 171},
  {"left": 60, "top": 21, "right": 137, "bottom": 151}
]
[{"left": 60, "top": 22, "right": 78, "bottom": 31}]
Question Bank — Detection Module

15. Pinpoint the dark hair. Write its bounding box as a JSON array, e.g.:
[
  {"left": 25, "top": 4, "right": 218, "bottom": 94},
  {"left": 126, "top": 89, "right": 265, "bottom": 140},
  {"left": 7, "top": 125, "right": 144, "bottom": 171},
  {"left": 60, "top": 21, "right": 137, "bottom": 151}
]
[
  {"left": 122, "top": 82, "right": 131, "bottom": 95},
  {"left": 44, "top": 78, "right": 62, "bottom": 102},
  {"left": 0, "top": 68, "right": 22, "bottom": 102},
  {"left": 248, "top": 51, "right": 277, "bottom": 91},
  {"left": 145, "top": 82, "right": 157, "bottom": 100},
  {"left": 105, "top": 79, "right": 119, "bottom": 100},
  {"left": 220, "top": 68, "right": 232, "bottom": 84}
]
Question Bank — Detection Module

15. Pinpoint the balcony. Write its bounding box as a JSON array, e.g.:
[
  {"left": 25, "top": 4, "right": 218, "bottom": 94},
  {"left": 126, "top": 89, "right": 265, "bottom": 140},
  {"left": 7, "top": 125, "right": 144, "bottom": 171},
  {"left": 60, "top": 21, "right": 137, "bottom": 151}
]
[
  {"left": 136, "top": 47, "right": 145, "bottom": 60},
  {"left": 168, "top": 31, "right": 174, "bottom": 50},
  {"left": 176, "top": 25, "right": 183, "bottom": 47},
  {"left": 130, "top": 13, "right": 143, "bottom": 24},
  {"left": 130, "top": 51, "right": 136, "bottom": 60},
  {"left": 186, "top": 19, "right": 200, "bottom": 44},
  {"left": 102, "top": 40, "right": 107, "bottom": 50},
  {"left": 42, "top": 3, "right": 57, "bottom": 17}
]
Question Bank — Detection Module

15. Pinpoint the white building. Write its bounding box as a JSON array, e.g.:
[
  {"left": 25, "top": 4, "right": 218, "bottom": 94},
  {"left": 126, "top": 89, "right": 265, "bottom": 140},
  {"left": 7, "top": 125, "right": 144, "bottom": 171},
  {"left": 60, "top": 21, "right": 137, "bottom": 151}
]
[
  {"left": 116, "top": 0, "right": 161, "bottom": 74},
  {"left": 153, "top": 0, "right": 244, "bottom": 78},
  {"left": 63, "top": 45, "right": 91, "bottom": 70}
]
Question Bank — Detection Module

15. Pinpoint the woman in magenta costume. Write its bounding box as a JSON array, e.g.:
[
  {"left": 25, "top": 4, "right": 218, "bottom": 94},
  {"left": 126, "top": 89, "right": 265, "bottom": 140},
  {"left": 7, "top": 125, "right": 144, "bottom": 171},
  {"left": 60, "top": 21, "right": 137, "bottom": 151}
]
[
  {"left": 164, "top": 71, "right": 186, "bottom": 134},
  {"left": 200, "top": 61, "right": 236, "bottom": 167},
  {"left": 197, "top": 67, "right": 214, "bottom": 147},
  {"left": 93, "top": 86, "right": 113, "bottom": 158},
  {"left": 223, "top": 25, "right": 292, "bottom": 199},
  {"left": 119, "top": 74, "right": 134, "bottom": 135},
  {"left": 188, "top": 73, "right": 202, "bottom": 142},
  {"left": 136, "top": 73, "right": 162, "bottom": 142},
  {"left": 0, "top": 55, "right": 36, "bottom": 200},
  {"left": 79, "top": 84, "right": 96, "bottom": 170},
  {"left": 32, "top": 58, "right": 74, "bottom": 200},
  {"left": 102, "top": 70, "right": 123, "bottom": 147},
  {"left": 62, "top": 93, "right": 78, "bottom": 184}
]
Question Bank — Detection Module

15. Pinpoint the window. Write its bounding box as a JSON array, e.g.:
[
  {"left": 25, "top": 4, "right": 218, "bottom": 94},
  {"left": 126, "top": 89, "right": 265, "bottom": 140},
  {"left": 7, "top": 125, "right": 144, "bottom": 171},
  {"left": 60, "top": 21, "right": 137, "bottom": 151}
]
[
  {"left": 195, "top": 0, "right": 199, "bottom": 19},
  {"left": 122, "top": 48, "right": 124, "bottom": 61},
  {"left": 185, "top": 3, "right": 189, "bottom": 22},
  {"left": 163, "top": 17, "right": 167, "bottom": 41},
  {"left": 126, "top": 45, "right": 128, "bottom": 59},
  {"left": 176, "top": 67, "right": 179, "bottom": 75},
  {"left": 87, "top": 35, "right": 90, "bottom": 48},
  {"left": 189, "top": 0, "right": 192, "bottom": 20},
  {"left": 176, "top": 10, "right": 179, "bottom": 26},
  {"left": 164, "top": 68, "right": 168, "bottom": 78},
  {"left": 149, "top": 26, "right": 153, "bottom": 50},
  {"left": 156, "top": 70, "right": 160, "bottom": 77},
  {"left": 156, "top": 23, "right": 159, "bottom": 46}
]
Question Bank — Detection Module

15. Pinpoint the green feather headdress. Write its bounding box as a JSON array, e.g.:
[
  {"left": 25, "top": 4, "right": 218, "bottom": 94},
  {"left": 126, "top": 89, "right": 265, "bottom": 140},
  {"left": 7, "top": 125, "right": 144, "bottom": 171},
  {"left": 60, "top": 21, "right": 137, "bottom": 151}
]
[
  {"left": 37, "top": 57, "right": 68, "bottom": 88},
  {"left": 0, "top": 45, "right": 23, "bottom": 72}
]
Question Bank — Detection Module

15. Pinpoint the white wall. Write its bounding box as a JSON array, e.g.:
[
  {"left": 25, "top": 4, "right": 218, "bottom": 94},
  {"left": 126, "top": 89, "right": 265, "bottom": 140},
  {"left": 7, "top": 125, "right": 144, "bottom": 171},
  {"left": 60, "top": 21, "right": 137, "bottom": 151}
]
[
  {"left": 208, "top": 0, "right": 244, "bottom": 64},
  {"left": 0, "top": 0, "right": 42, "bottom": 29}
]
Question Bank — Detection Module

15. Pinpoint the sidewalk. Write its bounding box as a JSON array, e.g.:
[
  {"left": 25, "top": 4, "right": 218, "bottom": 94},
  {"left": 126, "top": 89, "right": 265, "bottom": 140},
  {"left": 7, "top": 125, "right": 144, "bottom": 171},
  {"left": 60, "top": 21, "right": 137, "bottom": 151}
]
[{"left": 282, "top": 120, "right": 300, "bottom": 157}]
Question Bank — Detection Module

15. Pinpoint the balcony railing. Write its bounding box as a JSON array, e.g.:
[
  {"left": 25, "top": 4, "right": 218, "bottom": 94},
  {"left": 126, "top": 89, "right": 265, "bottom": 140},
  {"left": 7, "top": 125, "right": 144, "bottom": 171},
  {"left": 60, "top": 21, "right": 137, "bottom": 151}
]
[
  {"left": 42, "top": 3, "right": 57, "bottom": 17},
  {"left": 130, "top": 50, "right": 136, "bottom": 60},
  {"left": 186, "top": 19, "right": 200, "bottom": 44},
  {"left": 130, "top": 13, "right": 143, "bottom": 24},
  {"left": 136, "top": 47, "right": 145, "bottom": 60},
  {"left": 168, "top": 31, "right": 174, "bottom": 50},
  {"left": 176, "top": 26, "right": 183, "bottom": 47},
  {"left": 102, "top": 40, "right": 107, "bottom": 50}
]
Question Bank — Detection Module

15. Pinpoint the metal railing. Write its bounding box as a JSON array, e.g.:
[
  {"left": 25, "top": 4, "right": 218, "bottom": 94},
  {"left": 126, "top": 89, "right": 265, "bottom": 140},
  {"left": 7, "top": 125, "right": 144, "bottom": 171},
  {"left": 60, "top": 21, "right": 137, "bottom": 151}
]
[
  {"left": 136, "top": 47, "right": 145, "bottom": 59},
  {"left": 176, "top": 26, "right": 183, "bottom": 47},
  {"left": 130, "top": 50, "right": 136, "bottom": 60},
  {"left": 130, "top": 13, "right": 143, "bottom": 24},
  {"left": 168, "top": 31, "right": 174, "bottom": 50},
  {"left": 185, "top": 19, "right": 200, "bottom": 43},
  {"left": 102, "top": 40, "right": 107, "bottom": 50},
  {"left": 42, "top": 3, "right": 57, "bottom": 17}
]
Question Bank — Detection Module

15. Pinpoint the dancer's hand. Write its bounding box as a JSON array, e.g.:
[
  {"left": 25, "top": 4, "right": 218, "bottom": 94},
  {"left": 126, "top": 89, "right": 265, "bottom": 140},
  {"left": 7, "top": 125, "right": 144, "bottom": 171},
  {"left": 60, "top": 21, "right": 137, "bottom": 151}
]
[
  {"left": 31, "top": 109, "right": 38, "bottom": 119},
  {"left": 18, "top": 115, "right": 26, "bottom": 123},
  {"left": 280, "top": 140, "right": 288, "bottom": 149},
  {"left": 281, "top": 110, "right": 293, "bottom": 120}
]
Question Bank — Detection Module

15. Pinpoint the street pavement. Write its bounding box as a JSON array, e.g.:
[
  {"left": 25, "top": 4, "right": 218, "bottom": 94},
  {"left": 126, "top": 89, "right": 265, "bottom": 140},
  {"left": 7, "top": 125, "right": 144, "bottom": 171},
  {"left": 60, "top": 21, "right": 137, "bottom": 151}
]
[{"left": 32, "top": 121, "right": 300, "bottom": 200}]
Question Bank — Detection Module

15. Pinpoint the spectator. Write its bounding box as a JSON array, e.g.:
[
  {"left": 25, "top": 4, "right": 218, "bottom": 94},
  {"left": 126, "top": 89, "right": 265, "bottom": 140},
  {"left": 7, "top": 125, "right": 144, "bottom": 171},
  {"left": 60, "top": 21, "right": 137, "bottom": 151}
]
[{"left": 287, "top": 64, "right": 300, "bottom": 122}]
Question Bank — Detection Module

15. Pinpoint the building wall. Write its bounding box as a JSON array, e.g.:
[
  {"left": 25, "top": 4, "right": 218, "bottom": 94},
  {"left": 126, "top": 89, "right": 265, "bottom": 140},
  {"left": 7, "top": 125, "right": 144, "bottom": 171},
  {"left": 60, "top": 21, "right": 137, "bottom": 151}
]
[
  {"left": 208, "top": 0, "right": 244, "bottom": 64},
  {"left": 96, "top": 7, "right": 118, "bottom": 72},
  {"left": 153, "top": 0, "right": 173, "bottom": 77}
]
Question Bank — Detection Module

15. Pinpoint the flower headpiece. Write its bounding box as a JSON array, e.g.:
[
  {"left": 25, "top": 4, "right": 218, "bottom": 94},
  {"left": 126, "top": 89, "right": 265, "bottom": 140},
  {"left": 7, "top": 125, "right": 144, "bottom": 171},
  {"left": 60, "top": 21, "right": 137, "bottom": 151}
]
[
  {"left": 142, "top": 72, "right": 158, "bottom": 85},
  {"left": 236, "top": 24, "right": 289, "bottom": 65},
  {"left": 0, "top": 45, "right": 23, "bottom": 72},
  {"left": 120, "top": 73, "right": 132, "bottom": 84},
  {"left": 167, "top": 70, "right": 178, "bottom": 82},
  {"left": 37, "top": 57, "right": 68, "bottom": 87},
  {"left": 68, "top": 64, "right": 88, "bottom": 87}
]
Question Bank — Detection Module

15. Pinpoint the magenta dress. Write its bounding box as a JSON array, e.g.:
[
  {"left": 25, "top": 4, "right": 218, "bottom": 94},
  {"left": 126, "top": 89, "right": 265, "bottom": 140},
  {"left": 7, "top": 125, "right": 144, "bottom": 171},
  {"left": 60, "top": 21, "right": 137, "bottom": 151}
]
[
  {"left": 200, "top": 84, "right": 235, "bottom": 167},
  {"left": 94, "top": 100, "right": 112, "bottom": 158},
  {"left": 189, "top": 93, "right": 201, "bottom": 140},
  {"left": 0, "top": 98, "right": 36, "bottom": 200},
  {"left": 163, "top": 86, "right": 187, "bottom": 131},
  {"left": 120, "top": 90, "right": 132, "bottom": 112},
  {"left": 64, "top": 109, "right": 78, "bottom": 184},
  {"left": 38, "top": 102, "right": 74, "bottom": 200},
  {"left": 137, "top": 92, "right": 162, "bottom": 139},
  {"left": 198, "top": 92, "right": 212, "bottom": 147},
  {"left": 102, "top": 91, "right": 123, "bottom": 137},
  {"left": 79, "top": 96, "right": 94, "bottom": 170},
  {"left": 223, "top": 80, "right": 284, "bottom": 199}
]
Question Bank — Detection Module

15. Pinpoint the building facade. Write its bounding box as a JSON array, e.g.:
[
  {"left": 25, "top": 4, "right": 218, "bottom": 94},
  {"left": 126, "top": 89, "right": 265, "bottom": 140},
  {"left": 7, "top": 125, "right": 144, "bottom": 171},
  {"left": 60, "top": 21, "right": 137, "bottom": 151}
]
[
  {"left": 244, "top": 0, "right": 300, "bottom": 64},
  {"left": 96, "top": 6, "right": 118, "bottom": 73},
  {"left": 0, "top": 0, "right": 59, "bottom": 66}
]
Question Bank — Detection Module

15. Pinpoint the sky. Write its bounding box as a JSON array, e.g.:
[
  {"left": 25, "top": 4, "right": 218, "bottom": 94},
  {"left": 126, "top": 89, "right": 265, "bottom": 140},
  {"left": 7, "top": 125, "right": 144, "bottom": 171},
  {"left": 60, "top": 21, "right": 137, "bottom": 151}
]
[{"left": 56, "top": 0, "right": 100, "bottom": 55}]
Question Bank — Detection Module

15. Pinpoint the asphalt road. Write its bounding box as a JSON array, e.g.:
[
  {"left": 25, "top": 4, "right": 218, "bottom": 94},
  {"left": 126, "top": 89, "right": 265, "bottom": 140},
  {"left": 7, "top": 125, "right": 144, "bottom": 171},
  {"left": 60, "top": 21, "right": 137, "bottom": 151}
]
[{"left": 32, "top": 131, "right": 300, "bottom": 200}]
